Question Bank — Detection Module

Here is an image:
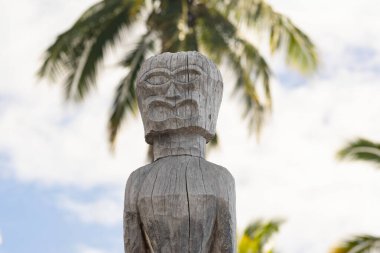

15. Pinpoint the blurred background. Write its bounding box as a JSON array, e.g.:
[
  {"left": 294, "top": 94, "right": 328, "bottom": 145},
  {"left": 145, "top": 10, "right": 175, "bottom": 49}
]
[{"left": 1, "top": 0, "right": 380, "bottom": 252}]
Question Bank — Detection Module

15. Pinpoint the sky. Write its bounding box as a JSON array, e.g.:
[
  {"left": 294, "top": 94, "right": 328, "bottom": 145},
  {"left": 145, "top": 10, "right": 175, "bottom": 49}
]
[{"left": 1, "top": 0, "right": 380, "bottom": 253}]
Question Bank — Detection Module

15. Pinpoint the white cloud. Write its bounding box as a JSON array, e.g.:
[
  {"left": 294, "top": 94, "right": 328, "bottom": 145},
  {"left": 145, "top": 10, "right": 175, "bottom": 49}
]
[
  {"left": 0, "top": 230, "right": 3, "bottom": 245},
  {"left": 59, "top": 196, "right": 122, "bottom": 227},
  {"left": 213, "top": 76, "right": 380, "bottom": 253},
  {"left": 1, "top": 0, "right": 380, "bottom": 253},
  {"left": 0, "top": 0, "right": 147, "bottom": 188}
]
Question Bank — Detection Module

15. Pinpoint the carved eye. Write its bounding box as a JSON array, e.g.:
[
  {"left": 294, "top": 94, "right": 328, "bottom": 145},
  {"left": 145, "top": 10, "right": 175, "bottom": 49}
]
[
  {"left": 145, "top": 74, "right": 170, "bottom": 85},
  {"left": 175, "top": 69, "right": 201, "bottom": 83}
]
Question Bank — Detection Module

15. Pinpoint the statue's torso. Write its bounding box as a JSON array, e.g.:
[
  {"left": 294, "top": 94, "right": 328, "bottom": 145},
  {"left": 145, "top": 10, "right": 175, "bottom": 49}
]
[{"left": 124, "top": 155, "right": 235, "bottom": 253}]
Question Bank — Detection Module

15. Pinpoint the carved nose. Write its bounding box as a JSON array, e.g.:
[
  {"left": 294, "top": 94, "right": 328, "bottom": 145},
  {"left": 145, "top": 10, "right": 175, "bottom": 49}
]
[{"left": 165, "top": 82, "right": 181, "bottom": 100}]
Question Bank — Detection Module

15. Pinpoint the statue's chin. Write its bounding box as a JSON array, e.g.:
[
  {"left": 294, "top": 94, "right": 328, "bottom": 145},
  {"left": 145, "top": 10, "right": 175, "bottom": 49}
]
[
  {"left": 146, "top": 117, "right": 199, "bottom": 131},
  {"left": 144, "top": 122, "right": 214, "bottom": 145}
]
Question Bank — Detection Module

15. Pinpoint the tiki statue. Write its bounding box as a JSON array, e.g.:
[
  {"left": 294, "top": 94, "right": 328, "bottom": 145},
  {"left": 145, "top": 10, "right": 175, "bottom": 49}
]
[{"left": 123, "top": 51, "right": 236, "bottom": 253}]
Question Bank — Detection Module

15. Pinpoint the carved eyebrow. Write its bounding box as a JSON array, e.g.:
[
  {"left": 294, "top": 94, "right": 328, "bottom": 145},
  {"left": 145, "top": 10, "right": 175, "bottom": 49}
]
[{"left": 138, "top": 65, "right": 207, "bottom": 83}]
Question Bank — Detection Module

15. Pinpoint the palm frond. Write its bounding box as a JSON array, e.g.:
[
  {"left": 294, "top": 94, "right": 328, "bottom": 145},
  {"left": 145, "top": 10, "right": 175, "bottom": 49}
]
[
  {"left": 225, "top": 37, "right": 270, "bottom": 134},
  {"left": 227, "top": 49, "right": 266, "bottom": 136},
  {"left": 38, "top": 0, "right": 145, "bottom": 100},
  {"left": 337, "top": 138, "right": 380, "bottom": 168},
  {"left": 331, "top": 235, "right": 380, "bottom": 253},
  {"left": 108, "top": 32, "right": 155, "bottom": 146},
  {"left": 235, "top": 37, "right": 272, "bottom": 109},
  {"left": 69, "top": 8, "right": 130, "bottom": 100},
  {"left": 196, "top": 4, "right": 271, "bottom": 136},
  {"left": 196, "top": 3, "right": 236, "bottom": 63},
  {"left": 181, "top": 30, "right": 199, "bottom": 51},
  {"left": 147, "top": 1, "right": 184, "bottom": 52},
  {"left": 228, "top": 0, "right": 318, "bottom": 74},
  {"left": 38, "top": 0, "right": 122, "bottom": 80},
  {"left": 239, "top": 219, "right": 283, "bottom": 253},
  {"left": 38, "top": 0, "right": 319, "bottom": 147}
]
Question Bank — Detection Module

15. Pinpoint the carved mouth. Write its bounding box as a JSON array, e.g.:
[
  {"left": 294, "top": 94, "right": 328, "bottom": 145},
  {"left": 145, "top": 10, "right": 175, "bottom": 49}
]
[{"left": 147, "top": 99, "right": 198, "bottom": 121}]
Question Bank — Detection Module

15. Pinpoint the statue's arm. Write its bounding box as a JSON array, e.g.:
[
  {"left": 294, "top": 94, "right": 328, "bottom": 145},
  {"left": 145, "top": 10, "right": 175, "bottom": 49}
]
[
  {"left": 123, "top": 170, "right": 147, "bottom": 253},
  {"left": 212, "top": 171, "right": 237, "bottom": 253}
]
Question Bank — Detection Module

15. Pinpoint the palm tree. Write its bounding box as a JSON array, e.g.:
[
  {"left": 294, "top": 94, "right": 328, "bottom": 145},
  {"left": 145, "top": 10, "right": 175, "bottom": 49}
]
[
  {"left": 38, "top": 0, "right": 318, "bottom": 147},
  {"left": 330, "top": 235, "right": 380, "bottom": 253},
  {"left": 337, "top": 138, "right": 380, "bottom": 168},
  {"left": 238, "top": 219, "right": 283, "bottom": 253},
  {"left": 332, "top": 139, "right": 380, "bottom": 252}
]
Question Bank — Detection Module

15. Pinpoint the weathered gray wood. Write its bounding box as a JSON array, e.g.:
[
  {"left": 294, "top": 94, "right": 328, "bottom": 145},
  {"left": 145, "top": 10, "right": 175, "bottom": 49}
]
[
  {"left": 124, "top": 51, "right": 236, "bottom": 253},
  {"left": 136, "top": 51, "right": 223, "bottom": 145}
]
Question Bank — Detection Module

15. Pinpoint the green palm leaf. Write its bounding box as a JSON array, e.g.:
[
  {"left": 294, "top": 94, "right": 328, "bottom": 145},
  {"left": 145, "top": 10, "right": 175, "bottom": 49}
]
[
  {"left": 196, "top": 5, "right": 270, "bottom": 135},
  {"left": 331, "top": 235, "right": 380, "bottom": 253},
  {"left": 38, "top": 0, "right": 318, "bottom": 147},
  {"left": 196, "top": 3, "right": 236, "bottom": 62},
  {"left": 226, "top": 48, "right": 266, "bottom": 135},
  {"left": 38, "top": 0, "right": 145, "bottom": 100},
  {"left": 238, "top": 219, "right": 283, "bottom": 253},
  {"left": 337, "top": 138, "right": 380, "bottom": 168},
  {"left": 108, "top": 31, "right": 155, "bottom": 146},
  {"left": 228, "top": 0, "right": 318, "bottom": 74},
  {"left": 335, "top": 140, "right": 380, "bottom": 251},
  {"left": 38, "top": 0, "right": 120, "bottom": 80},
  {"left": 147, "top": 1, "right": 184, "bottom": 52}
]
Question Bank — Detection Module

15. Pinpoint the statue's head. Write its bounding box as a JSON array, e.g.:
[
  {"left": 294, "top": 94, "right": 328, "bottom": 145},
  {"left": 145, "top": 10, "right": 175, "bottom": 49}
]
[{"left": 136, "top": 51, "right": 223, "bottom": 144}]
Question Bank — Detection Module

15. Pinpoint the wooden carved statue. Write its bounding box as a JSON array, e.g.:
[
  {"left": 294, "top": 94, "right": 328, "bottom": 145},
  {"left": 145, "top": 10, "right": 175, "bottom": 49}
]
[{"left": 123, "top": 51, "right": 236, "bottom": 253}]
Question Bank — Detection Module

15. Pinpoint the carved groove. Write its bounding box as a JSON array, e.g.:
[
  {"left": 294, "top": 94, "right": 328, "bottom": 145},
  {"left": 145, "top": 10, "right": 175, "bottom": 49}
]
[{"left": 124, "top": 52, "right": 236, "bottom": 253}]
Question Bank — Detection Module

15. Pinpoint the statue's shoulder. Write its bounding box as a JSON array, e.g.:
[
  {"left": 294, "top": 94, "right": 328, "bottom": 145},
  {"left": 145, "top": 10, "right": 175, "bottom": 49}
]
[
  {"left": 126, "top": 163, "right": 154, "bottom": 187},
  {"left": 200, "top": 159, "right": 235, "bottom": 185}
]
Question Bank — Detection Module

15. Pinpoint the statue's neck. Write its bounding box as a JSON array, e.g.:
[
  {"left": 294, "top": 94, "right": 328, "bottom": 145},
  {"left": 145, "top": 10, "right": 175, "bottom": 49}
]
[{"left": 152, "top": 132, "right": 206, "bottom": 161}]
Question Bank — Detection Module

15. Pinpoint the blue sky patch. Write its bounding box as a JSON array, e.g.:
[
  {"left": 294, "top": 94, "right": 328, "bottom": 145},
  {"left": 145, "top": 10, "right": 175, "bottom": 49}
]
[{"left": 0, "top": 179, "right": 123, "bottom": 253}]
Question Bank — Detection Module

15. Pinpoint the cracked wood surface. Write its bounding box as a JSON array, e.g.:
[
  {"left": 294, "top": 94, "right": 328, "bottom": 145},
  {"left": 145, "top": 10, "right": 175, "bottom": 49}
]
[
  {"left": 124, "top": 155, "right": 236, "bottom": 253},
  {"left": 124, "top": 52, "right": 236, "bottom": 253},
  {"left": 136, "top": 51, "right": 223, "bottom": 146}
]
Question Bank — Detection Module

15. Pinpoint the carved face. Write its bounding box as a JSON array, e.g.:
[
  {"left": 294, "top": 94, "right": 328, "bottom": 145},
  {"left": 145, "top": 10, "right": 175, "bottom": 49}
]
[{"left": 136, "top": 52, "right": 223, "bottom": 144}]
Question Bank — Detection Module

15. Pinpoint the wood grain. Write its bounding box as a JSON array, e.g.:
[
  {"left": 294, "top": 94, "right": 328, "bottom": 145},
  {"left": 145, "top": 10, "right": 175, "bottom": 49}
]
[
  {"left": 124, "top": 52, "right": 236, "bottom": 253},
  {"left": 136, "top": 51, "right": 223, "bottom": 145},
  {"left": 124, "top": 156, "right": 236, "bottom": 253}
]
